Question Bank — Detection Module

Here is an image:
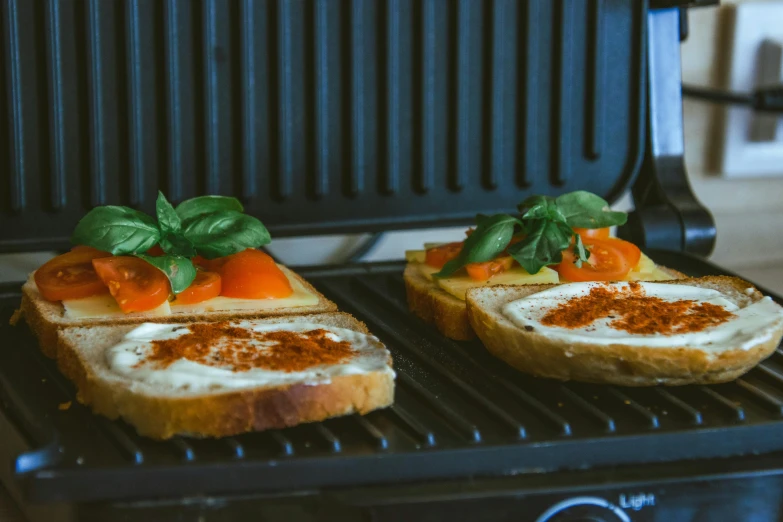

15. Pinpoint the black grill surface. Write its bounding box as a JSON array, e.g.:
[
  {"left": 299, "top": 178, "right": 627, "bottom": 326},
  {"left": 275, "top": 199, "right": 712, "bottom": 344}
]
[{"left": 2, "top": 250, "right": 783, "bottom": 504}]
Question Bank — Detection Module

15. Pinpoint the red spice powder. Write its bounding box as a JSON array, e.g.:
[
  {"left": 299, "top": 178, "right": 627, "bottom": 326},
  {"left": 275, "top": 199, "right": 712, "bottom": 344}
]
[
  {"left": 142, "top": 322, "right": 355, "bottom": 372},
  {"left": 540, "top": 282, "right": 735, "bottom": 335}
]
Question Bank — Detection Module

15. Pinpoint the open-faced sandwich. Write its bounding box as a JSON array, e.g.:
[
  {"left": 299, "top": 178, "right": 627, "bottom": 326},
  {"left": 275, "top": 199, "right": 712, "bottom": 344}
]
[
  {"left": 57, "top": 313, "right": 394, "bottom": 439},
  {"left": 19, "top": 193, "right": 336, "bottom": 357},
  {"left": 405, "top": 191, "right": 684, "bottom": 340},
  {"left": 466, "top": 277, "right": 783, "bottom": 386},
  {"left": 14, "top": 193, "right": 395, "bottom": 438}
]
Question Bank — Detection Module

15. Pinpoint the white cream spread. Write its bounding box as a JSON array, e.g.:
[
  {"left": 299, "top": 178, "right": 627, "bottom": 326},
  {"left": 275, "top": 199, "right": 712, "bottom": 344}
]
[
  {"left": 503, "top": 282, "right": 783, "bottom": 353},
  {"left": 106, "top": 321, "right": 394, "bottom": 392}
]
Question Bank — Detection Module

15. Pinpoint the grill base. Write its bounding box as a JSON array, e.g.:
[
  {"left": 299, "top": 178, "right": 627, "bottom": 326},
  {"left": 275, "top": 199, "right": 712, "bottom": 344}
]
[{"left": 2, "top": 251, "right": 783, "bottom": 520}]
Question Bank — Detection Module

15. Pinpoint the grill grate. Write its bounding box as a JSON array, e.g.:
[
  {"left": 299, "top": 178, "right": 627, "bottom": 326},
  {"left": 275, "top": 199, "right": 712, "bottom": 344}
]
[{"left": 2, "top": 252, "right": 783, "bottom": 503}]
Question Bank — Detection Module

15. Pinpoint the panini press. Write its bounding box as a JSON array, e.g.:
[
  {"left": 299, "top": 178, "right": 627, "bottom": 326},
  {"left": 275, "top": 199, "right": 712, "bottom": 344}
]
[{"left": 2, "top": 1, "right": 783, "bottom": 520}]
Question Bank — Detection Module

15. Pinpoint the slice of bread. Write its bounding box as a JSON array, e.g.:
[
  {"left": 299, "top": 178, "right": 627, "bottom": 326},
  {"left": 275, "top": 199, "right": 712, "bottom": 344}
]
[
  {"left": 466, "top": 276, "right": 783, "bottom": 386},
  {"left": 57, "top": 312, "right": 394, "bottom": 439},
  {"left": 404, "top": 262, "right": 687, "bottom": 341},
  {"left": 20, "top": 266, "right": 337, "bottom": 358}
]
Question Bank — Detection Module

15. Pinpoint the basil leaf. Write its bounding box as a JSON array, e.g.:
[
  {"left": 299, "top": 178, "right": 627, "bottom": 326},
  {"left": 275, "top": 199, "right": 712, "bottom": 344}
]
[
  {"left": 573, "top": 233, "right": 589, "bottom": 268},
  {"left": 71, "top": 206, "right": 160, "bottom": 255},
  {"left": 520, "top": 195, "right": 567, "bottom": 223},
  {"left": 176, "top": 196, "right": 244, "bottom": 226},
  {"left": 184, "top": 210, "right": 271, "bottom": 259},
  {"left": 160, "top": 234, "right": 196, "bottom": 257},
  {"left": 518, "top": 195, "right": 553, "bottom": 212},
  {"left": 508, "top": 219, "right": 572, "bottom": 275},
  {"left": 475, "top": 213, "right": 491, "bottom": 226},
  {"left": 156, "top": 191, "right": 181, "bottom": 234},
  {"left": 135, "top": 254, "right": 196, "bottom": 294},
  {"left": 435, "top": 214, "right": 521, "bottom": 278},
  {"left": 555, "top": 191, "right": 627, "bottom": 229}
]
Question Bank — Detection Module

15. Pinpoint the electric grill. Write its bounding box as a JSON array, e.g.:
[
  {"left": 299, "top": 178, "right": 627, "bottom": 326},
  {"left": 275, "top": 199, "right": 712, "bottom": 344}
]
[{"left": 2, "top": 1, "right": 782, "bottom": 520}]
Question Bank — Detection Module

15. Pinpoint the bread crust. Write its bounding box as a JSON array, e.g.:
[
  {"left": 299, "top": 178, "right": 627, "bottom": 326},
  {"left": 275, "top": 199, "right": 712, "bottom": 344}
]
[
  {"left": 404, "top": 262, "right": 687, "bottom": 342},
  {"left": 404, "top": 264, "right": 475, "bottom": 340},
  {"left": 56, "top": 313, "right": 394, "bottom": 439},
  {"left": 466, "top": 276, "right": 783, "bottom": 386},
  {"left": 20, "top": 266, "right": 337, "bottom": 359}
]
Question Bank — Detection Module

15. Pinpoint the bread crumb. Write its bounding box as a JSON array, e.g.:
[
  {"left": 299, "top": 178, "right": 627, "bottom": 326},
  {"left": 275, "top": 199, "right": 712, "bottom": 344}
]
[
  {"left": 557, "top": 402, "right": 564, "bottom": 407},
  {"left": 58, "top": 401, "right": 72, "bottom": 411},
  {"left": 623, "top": 400, "right": 631, "bottom": 405},
  {"left": 9, "top": 308, "right": 23, "bottom": 326}
]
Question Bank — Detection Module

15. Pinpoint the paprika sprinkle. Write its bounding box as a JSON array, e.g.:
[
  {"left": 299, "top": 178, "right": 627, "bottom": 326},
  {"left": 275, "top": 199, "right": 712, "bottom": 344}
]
[
  {"left": 142, "top": 322, "right": 356, "bottom": 372},
  {"left": 541, "top": 282, "right": 735, "bottom": 335}
]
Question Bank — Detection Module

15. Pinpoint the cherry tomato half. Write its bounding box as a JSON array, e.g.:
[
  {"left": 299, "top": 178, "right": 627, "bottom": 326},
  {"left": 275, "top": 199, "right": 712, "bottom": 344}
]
[
  {"left": 555, "top": 238, "right": 636, "bottom": 282},
  {"left": 465, "top": 256, "right": 514, "bottom": 281},
  {"left": 218, "top": 249, "right": 293, "bottom": 299},
  {"left": 34, "top": 247, "right": 112, "bottom": 301},
  {"left": 172, "top": 271, "right": 222, "bottom": 305},
  {"left": 92, "top": 256, "right": 170, "bottom": 313},
  {"left": 424, "top": 242, "right": 463, "bottom": 270}
]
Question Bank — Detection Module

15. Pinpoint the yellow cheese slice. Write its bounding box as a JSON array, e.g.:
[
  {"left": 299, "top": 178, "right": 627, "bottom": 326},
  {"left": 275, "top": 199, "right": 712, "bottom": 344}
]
[
  {"left": 62, "top": 266, "right": 318, "bottom": 319},
  {"left": 418, "top": 263, "right": 440, "bottom": 281},
  {"left": 626, "top": 266, "right": 676, "bottom": 281},
  {"left": 631, "top": 252, "right": 657, "bottom": 273},
  {"left": 405, "top": 250, "right": 426, "bottom": 263},
  {"left": 409, "top": 247, "right": 673, "bottom": 300},
  {"left": 436, "top": 266, "right": 559, "bottom": 301},
  {"left": 626, "top": 253, "right": 676, "bottom": 281},
  {"left": 171, "top": 273, "right": 318, "bottom": 313},
  {"left": 63, "top": 297, "right": 171, "bottom": 320}
]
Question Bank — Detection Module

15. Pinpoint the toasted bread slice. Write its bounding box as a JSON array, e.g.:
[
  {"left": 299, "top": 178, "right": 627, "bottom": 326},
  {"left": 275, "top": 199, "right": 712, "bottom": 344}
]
[
  {"left": 20, "top": 266, "right": 337, "bottom": 358},
  {"left": 57, "top": 312, "right": 394, "bottom": 439},
  {"left": 404, "top": 262, "right": 686, "bottom": 341},
  {"left": 466, "top": 277, "right": 783, "bottom": 386}
]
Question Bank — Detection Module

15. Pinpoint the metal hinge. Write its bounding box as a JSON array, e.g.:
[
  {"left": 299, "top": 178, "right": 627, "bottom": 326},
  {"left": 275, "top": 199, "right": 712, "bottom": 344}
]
[{"left": 618, "top": 7, "right": 716, "bottom": 256}]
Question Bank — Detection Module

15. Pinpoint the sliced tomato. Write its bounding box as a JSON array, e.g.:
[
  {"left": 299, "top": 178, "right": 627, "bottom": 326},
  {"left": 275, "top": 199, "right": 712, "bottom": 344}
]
[
  {"left": 425, "top": 242, "right": 463, "bottom": 269},
  {"left": 92, "top": 257, "right": 170, "bottom": 313},
  {"left": 172, "top": 271, "right": 221, "bottom": 305},
  {"left": 34, "top": 247, "right": 112, "bottom": 301},
  {"left": 218, "top": 249, "right": 293, "bottom": 299},
  {"left": 604, "top": 237, "right": 641, "bottom": 269},
  {"left": 555, "top": 238, "right": 634, "bottom": 282},
  {"left": 573, "top": 227, "right": 611, "bottom": 240},
  {"left": 192, "top": 255, "right": 229, "bottom": 272},
  {"left": 70, "top": 245, "right": 108, "bottom": 254},
  {"left": 146, "top": 245, "right": 165, "bottom": 256},
  {"left": 466, "top": 256, "right": 514, "bottom": 281}
]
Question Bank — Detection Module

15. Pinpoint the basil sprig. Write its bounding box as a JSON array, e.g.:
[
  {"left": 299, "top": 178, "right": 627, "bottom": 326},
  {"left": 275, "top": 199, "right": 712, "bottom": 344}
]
[
  {"left": 135, "top": 253, "right": 197, "bottom": 294},
  {"left": 436, "top": 214, "right": 523, "bottom": 278},
  {"left": 71, "top": 192, "right": 271, "bottom": 293},
  {"left": 175, "top": 195, "right": 245, "bottom": 226},
  {"left": 434, "top": 191, "right": 627, "bottom": 277}
]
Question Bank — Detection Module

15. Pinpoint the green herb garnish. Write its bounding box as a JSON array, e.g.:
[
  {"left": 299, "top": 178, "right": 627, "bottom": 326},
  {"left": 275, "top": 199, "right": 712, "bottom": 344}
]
[
  {"left": 434, "top": 191, "right": 627, "bottom": 278},
  {"left": 437, "top": 214, "right": 523, "bottom": 278},
  {"left": 71, "top": 192, "right": 270, "bottom": 293}
]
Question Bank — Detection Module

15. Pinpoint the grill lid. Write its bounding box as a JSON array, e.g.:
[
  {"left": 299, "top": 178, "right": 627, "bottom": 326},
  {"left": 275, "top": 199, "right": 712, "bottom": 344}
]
[{"left": 0, "top": 0, "right": 646, "bottom": 252}]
